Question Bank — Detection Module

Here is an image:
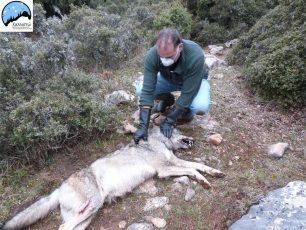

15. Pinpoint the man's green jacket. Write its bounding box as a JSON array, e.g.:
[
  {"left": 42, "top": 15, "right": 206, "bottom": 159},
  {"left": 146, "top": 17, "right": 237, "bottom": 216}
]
[{"left": 139, "top": 39, "right": 208, "bottom": 109}]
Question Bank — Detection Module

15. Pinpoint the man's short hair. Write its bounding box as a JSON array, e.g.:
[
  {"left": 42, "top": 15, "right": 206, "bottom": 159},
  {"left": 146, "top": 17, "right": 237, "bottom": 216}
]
[{"left": 157, "top": 28, "right": 182, "bottom": 47}]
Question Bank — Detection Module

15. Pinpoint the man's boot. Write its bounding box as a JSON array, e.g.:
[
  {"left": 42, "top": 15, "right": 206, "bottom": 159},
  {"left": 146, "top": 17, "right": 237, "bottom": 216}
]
[
  {"left": 177, "top": 108, "right": 194, "bottom": 123},
  {"left": 152, "top": 93, "right": 175, "bottom": 113}
]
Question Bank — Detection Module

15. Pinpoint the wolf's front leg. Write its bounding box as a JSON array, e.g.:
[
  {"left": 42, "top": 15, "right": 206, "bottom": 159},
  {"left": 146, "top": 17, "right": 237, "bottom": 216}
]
[
  {"left": 171, "top": 157, "right": 225, "bottom": 178},
  {"left": 156, "top": 166, "right": 211, "bottom": 189}
]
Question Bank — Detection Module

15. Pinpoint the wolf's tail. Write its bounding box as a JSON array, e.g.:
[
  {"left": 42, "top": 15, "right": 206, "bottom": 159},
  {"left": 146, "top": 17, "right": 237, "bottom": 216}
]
[{"left": 2, "top": 188, "right": 60, "bottom": 229}]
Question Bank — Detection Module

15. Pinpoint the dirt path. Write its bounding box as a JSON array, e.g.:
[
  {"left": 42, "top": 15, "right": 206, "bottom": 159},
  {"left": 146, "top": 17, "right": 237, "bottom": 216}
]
[{"left": 1, "top": 49, "right": 305, "bottom": 229}]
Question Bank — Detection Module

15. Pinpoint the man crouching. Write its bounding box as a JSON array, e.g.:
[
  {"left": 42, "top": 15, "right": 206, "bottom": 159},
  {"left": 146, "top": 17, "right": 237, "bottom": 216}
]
[{"left": 134, "top": 27, "right": 210, "bottom": 143}]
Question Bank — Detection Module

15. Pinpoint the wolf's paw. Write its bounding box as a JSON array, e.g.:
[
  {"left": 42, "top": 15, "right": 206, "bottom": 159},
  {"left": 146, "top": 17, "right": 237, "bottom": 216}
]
[
  {"left": 199, "top": 180, "right": 211, "bottom": 189},
  {"left": 211, "top": 169, "right": 226, "bottom": 178}
]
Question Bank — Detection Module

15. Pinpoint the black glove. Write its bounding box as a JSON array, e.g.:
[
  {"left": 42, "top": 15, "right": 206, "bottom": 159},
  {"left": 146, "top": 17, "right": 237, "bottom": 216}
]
[
  {"left": 160, "top": 106, "right": 185, "bottom": 138},
  {"left": 133, "top": 107, "right": 151, "bottom": 144}
]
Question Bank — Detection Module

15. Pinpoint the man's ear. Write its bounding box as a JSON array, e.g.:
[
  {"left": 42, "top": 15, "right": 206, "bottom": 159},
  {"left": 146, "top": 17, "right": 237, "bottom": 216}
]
[{"left": 179, "top": 43, "right": 184, "bottom": 51}]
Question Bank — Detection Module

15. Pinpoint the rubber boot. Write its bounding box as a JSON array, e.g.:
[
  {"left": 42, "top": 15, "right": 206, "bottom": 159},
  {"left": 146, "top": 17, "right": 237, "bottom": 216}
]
[{"left": 177, "top": 108, "right": 194, "bottom": 124}]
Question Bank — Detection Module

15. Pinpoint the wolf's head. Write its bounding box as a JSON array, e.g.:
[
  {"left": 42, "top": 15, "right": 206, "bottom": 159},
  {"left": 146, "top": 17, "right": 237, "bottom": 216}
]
[{"left": 148, "top": 125, "right": 194, "bottom": 150}]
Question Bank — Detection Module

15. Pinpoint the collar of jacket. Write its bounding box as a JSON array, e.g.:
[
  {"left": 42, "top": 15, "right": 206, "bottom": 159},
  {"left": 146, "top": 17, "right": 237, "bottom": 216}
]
[{"left": 171, "top": 44, "right": 186, "bottom": 75}]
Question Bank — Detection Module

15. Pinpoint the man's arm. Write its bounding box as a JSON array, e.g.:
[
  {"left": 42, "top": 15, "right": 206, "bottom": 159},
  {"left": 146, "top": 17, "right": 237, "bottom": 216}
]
[
  {"left": 176, "top": 55, "right": 205, "bottom": 109},
  {"left": 139, "top": 48, "right": 159, "bottom": 107}
]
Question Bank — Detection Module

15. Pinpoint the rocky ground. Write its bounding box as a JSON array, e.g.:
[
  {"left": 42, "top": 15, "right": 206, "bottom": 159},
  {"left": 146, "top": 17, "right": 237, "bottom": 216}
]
[{"left": 0, "top": 46, "right": 305, "bottom": 229}]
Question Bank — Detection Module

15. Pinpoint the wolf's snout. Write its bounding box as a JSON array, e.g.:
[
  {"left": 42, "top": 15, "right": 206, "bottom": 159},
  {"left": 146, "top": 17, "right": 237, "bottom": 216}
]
[{"left": 181, "top": 138, "right": 194, "bottom": 147}]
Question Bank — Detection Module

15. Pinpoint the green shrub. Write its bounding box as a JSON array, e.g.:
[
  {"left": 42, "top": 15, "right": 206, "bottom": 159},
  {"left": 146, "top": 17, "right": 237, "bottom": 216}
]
[
  {"left": 193, "top": 21, "right": 227, "bottom": 44},
  {"left": 188, "top": 0, "right": 280, "bottom": 45},
  {"left": 63, "top": 6, "right": 142, "bottom": 71},
  {"left": 153, "top": 2, "right": 193, "bottom": 37},
  {"left": 227, "top": 1, "right": 305, "bottom": 107},
  {"left": 4, "top": 69, "right": 119, "bottom": 156},
  {"left": 244, "top": 30, "right": 306, "bottom": 107},
  {"left": 0, "top": 4, "right": 137, "bottom": 161}
]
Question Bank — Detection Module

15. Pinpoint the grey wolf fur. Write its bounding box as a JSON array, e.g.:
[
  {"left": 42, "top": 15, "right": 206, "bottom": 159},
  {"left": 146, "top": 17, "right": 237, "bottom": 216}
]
[{"left": 2, "top": 126, "right": 224, "bottom": 230}]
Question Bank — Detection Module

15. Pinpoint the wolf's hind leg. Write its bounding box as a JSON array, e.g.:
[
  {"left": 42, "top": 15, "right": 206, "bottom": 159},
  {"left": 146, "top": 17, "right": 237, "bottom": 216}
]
[
  {"left": 171, "top": 157, "right": 225, "bottom": 177},
  {"left": 74, "top": 216, "right": 94, "bottom": 230},
  {"left": 58, "top": 201, "right": 100, "bottom": 230},
  {"left": 157, "top": 166, "right": 211, "bottom": 189}
]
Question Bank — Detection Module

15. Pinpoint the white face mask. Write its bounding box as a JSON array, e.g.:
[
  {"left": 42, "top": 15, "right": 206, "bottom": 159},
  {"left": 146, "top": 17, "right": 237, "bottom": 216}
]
[
  {"left": 160, "top": 46, "right": 180, "bottom": 67},
  {"left": 160, "top": 57, "right": 175, "bottom": 67}
]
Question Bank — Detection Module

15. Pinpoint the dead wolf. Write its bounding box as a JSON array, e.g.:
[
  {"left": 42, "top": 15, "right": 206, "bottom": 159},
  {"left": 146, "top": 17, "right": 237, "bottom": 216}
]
[{"left": 2, "top": 126, "right": 225, "bottom": 230}]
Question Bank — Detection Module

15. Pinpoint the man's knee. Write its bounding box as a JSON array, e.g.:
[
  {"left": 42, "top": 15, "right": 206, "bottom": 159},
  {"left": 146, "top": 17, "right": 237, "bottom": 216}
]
[{"left": 190, "top": 100, "right": 211, "bottom": 114}]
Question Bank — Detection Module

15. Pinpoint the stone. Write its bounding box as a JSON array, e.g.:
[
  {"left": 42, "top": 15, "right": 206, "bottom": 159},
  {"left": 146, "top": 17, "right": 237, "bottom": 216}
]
[
  {"left": 201, "top": 155, "right": 221, "bottom": 169},
  {"left": 208, "top": 45, "right": 224, "bottom": 55},
  {"left": 215, "top": 73, "right": 224, "bottom": 79},
  {"left": 105, "top": 90, "right": 135, "bottom": 106},
  {"left": 144, "top": 216, "right": 167, "bottom": 229},
  {"left": 123, "top": 121, "right": 137, "bottom": 134},
  {"left": 225, "top": 39, "right": 239, "bottom": 48},
  {"left": 205, "top": 54, "right": 226, "bottom": 69},
  {"left": 181, "top": 114, "right": 219, "bottom": 130},
  {"left": 134, "top": 179, "right": 158, "bottom": 196},
  {"left": 230, "top": 181, "right": 306, "bottom": 230},
  {"left": 194, "top": 157, "right": 202, "bottom": 162},
  {"left": 174, "top": 176, "right": 190, "bottom": 186},
  {"left": 118, "top": 220, "right": 127, "bottom": 229},
  {"left": 192, "top": 115, "right": 219, "bottom": 129},
  {"left": 266, "top": 142, "right": 289, "bottom": 158},
  {"left": 144, "top": 196, "right": 169, "bottom": 212},
  {"left": 164, "top": 204, "right": 172, "bottom": 211},
  {"left": 207, "top": 134, "right": 223, "bottom": 145},
  {"left": 185, "top": 188, "right": 196, "bottom": 201},
  {"left": 170, "top": 182, "right": 184, "bottom": 192},
  {"left": 127, "top": 223, "right": 154, "bottom": 230}
]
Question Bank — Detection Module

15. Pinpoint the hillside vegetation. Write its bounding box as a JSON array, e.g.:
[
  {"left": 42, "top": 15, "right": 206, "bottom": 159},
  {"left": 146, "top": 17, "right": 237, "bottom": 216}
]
[{"left": 228, "top": 0, "right": 305, "bottom": 107}]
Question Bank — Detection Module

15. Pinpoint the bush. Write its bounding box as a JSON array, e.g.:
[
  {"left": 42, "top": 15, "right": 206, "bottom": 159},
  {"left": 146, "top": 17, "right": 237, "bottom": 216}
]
[
  {"left": 193, "top": 21, "right": 227, "bottom": 44},
  {"left": 244, "top": 30, "right": 305, "bottom": 107},
  {"left": 63, "top": 6, "right": 142, "bottom": 71},
  {"left": 0, "top": 4, "right": 137, "bottom": 161},
  {"left": 2, "top": 69, "right": 119, "bottom": 158},
  {"left": 227, "top": 1, "right": 305, "bottom": 107},
  {"left": 153, "top": 2, "right": 193, "bottom": 37},
  {"left": 188, "top": 0, "right": 280, "bottom": 45}
]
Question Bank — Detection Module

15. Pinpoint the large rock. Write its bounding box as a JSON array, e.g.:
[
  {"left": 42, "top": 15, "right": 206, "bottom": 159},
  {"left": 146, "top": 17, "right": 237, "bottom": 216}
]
[{"left": 230, "top": 181, "right": 306, "bottom": 230}]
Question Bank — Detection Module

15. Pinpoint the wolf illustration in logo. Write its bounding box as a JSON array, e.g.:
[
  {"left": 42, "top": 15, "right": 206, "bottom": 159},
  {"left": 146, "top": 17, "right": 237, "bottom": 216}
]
[{"left": 2, "top": 1, "right": 31, "bottom": 26}]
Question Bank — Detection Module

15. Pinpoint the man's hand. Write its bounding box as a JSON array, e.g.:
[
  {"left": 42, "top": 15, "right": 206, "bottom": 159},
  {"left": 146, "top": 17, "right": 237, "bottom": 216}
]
[
  {"left": 160, "top": 119, "right": 173, "bottom": 138},
  {"left": 133, "top": 107, "right": 151, "bottom": 144},
  {"left": 160, "top": 106, "right": 185, "bottom": 138}
]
